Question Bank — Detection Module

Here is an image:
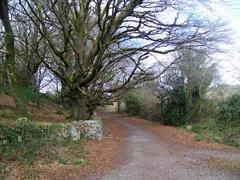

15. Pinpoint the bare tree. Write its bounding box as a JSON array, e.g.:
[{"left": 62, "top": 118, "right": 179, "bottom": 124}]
[
  {"left": 14, "top": 22, "right": 43, "bottom": 89},
  {"left": 16, "top": 0, "right": 221, "bottom": 119},
  {"left": 0, "top": 0, "right": 27, "bottom": 115},
  {"left": 0, "top": 0, "right": 15, "bottom": 86},
  {"left": 155, "top": 47, "right": 218, "bottom": 124}
]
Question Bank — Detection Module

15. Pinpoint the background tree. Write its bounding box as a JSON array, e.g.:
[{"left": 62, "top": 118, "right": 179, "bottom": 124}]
[
  {"left": 155, "top": 47, "right": 217, "bottom": 125},
  {"left": 14, "top": 18, "right": 44, "bottom": 90},
  {"left": 0, "top": 0, "right": 27, "bottom": 115},
  {"left": 178, "top": 48, "right": 217, "bottom": 121}
]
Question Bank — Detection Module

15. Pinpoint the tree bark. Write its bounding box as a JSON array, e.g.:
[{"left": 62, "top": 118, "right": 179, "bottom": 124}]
[
  {"left": 70, "top": 96, "right": 92, "bottom": 120},
  {"left": 0, "top": 0, "right": 27, "bottom": 115}
]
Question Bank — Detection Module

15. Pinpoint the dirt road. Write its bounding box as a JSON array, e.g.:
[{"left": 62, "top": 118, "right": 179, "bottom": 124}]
[{"left": 89, "top": 112, "right": 240, "bottom": 180}]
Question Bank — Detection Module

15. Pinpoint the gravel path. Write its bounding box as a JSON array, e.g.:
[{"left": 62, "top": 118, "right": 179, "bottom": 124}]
[{"left": 89, "top": 113, "right": 240, "bottom": 180}]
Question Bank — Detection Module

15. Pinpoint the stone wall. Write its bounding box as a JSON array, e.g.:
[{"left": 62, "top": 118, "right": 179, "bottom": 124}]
[
  {"left": 0, "top": 118, "right": 104, "bottom": 147},
  {"left": 15, "top": 117, "right": 104, "bottom": 141},
  {"left": 54, "top": 119, "right": 103, "bottom": 141},
  {"left": 56, "top": 120, "right": 103, "bottom": 141}
]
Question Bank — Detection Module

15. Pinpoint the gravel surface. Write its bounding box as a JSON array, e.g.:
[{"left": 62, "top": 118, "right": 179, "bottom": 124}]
[
  {"left": 88, "top": 112, "right": 240, "bottom": 180},
  {"left": 29, "top": 112, "right": 240, "bottom": 180}
]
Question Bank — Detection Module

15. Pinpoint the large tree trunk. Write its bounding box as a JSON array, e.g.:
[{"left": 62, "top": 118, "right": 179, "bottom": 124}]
[
  {"left": 0, "top": 0, "right": 27, "bottom": 115},
  {"left": 70, "top": 96, "right": 92, "bottom": 120},
  {"left": 0, "top": 1, "right": 15, "bottom": 82},
  {"left": 0, "top": 55, "right": 8, "bottom": 85}
]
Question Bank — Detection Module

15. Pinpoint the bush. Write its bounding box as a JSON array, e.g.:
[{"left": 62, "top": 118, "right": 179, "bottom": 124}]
[
  {"left": 190, "top": 117, "right": 240, "bottom": 147},
  {"left": 218, "top": 94, "right": 240, "bottom": 124},
  {"left": 191, "top": 117, "right": 220, "bottom": 133},
  {"left": 0, "top": 110, "right": 16, "bottom": 119},
  {"left": 0, "top": 84, "right": 10, "bottom": 95},
  {"left": 186, "top": 94, "right": 240, "bottom": 147},
  {"left": 16, "top": 86, "right": 43, "bottom": 105},
  {"left": 0, "top": 118, "right": 51, "bottom": 163},
  {"left": 161, "top": 85, "right": 189, "bottom": 126},
  {"left": 226, "top": 94, "right": 240, "bottom": 123},
  {"left": 200, "top": 99, "right": 219, "bottom": 119},
  {"left": 125, "top": 91, "right": 141, "bottom": 116},
  {"left": 123, "top": 88, "right": 162, "bottom": 121}
]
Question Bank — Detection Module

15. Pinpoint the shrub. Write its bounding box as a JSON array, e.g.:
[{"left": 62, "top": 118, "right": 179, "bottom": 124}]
[
  {"left": 218, "top": 94, "right": 240, "bottom": 124},
  {"left": 0, "top": 84, "right": 10, "bottom": 94},
  {"left": 125, "top": 91, "right": 141, "bottom": 116},
  {"left": 191, "top": 117, "right": 219, "bottom": 133},
  {"left": 0, "top": 124, "right": 19, "bottom": 146},
  {"left": 0, "top": 118, "right": 50, "bottom": 163},
  {"left": 123, "top": 88, "right": 162, "bottom": 122},
  {"left": 0, "top": 110, "right": 16, "bottom": 119},
  {"left": 16, "top": 86, "right": 43, "bottom": 105},
  {"left": 226, "top": 94, "right": 240, "bottom": 124},
  {"left": 190, "top": 117, "right": 240, "bottom": 147},
  {"left": 161, "top": 85, "right": 189, "bottom": 126},
  {"left": 200, "top": 99, "right": 219, "bottom": 119}
]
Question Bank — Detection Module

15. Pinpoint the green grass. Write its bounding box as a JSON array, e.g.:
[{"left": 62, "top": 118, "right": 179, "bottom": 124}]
[
  {"left": 0, "top": 109, "right": 16, "bottom": 119},
  {"left": 188, "top": 118, "right": 240, "bottom": 147},
  {"left": 72, "top": 159, "right": 89, "bottom": 166},
  {"left": 58, "top": 159, "right": 68, "bottom": 165}
]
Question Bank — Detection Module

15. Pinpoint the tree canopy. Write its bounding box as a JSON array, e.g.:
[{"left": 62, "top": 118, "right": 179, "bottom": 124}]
[{"left": 0, "top": 0, "right": 226, "bottom": 119}]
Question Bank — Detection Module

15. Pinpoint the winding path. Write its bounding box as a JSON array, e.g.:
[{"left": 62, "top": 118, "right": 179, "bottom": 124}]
[{"left": 90, "top": 112, "right": 240, "bottom": 180}]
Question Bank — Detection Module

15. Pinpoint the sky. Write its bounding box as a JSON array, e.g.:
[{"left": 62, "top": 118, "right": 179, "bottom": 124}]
[
  {"left": 206, "top": 0, "right": 240, "bottom": 84},
  {"left": 145, "top": 0, "right": 240, "bottom": 85}
]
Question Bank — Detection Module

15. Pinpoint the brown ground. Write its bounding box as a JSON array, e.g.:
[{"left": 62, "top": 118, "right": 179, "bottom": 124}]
[
  {"left": 37, "top": 112, "right": 240, "bottom": 180},
  {"left": 27, "top": 102, "right": 66, "bottom": 122},
  {"left": 34, "top": 112, "right": 127, "bottom": 180},
  {"left": 0, "top": 93, "right": 16, "bottom": 109},
  {"left": 96, "top": 113, "right": 240, "bottom": 180},
  {"left": 0, "top": 93, "right": 66, "bottom": 122},
  {"left": 120, "top": 114, "right": 239, "bottom": 152}
]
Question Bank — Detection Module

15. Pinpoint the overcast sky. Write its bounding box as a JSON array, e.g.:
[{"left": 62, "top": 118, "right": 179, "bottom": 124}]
[
  {"left": 208, "top": 0, "right": 240, "bottom": 84},
  {"left": 146, "top": 1, "right": 240, "bottom": 85}
]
